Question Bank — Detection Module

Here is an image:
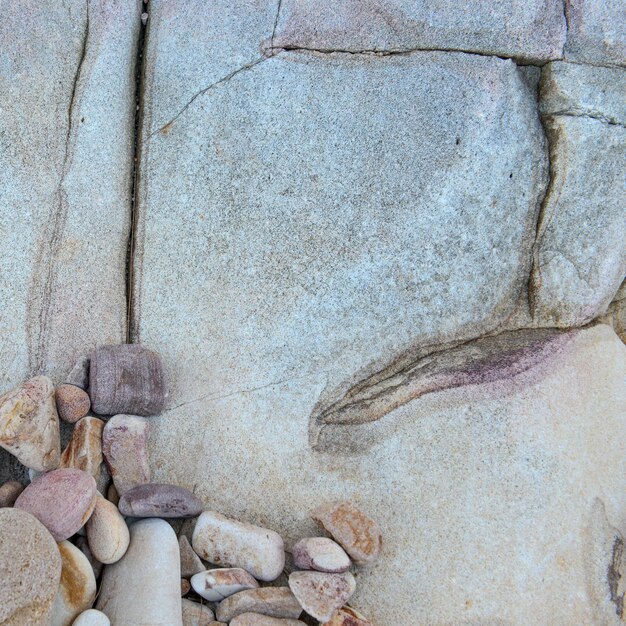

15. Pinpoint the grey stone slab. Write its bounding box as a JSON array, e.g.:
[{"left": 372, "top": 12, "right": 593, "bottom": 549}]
[
  {"left": 273, "top": 0, "right": 566, "bottom": 63},
  {"left": 532, "top": 115, "right": 626, "bottom": 326},
  {"left": 540, "top": 61, "right": 626, "bottom": 126},
  {"left": 565, "top": 0, "right": 626, "bottom": 67},
  {"left": 0, "top": 0, "right": 140, "bottom": 390}
]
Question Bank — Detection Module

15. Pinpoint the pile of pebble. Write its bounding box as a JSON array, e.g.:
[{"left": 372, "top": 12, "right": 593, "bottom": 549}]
[{"left": 0, "top": 344, "right": 381, "bottom": 626}]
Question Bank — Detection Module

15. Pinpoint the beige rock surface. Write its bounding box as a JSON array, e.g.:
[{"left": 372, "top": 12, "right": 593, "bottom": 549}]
[
  {"left": 60, "top": 416, "right": 105, "bottom": 484},
  {"left": 86, "top": 495, "right": 130, "bottom": 564},
  {"left": 181, "top": 598, "right": 215, "bottom": 626},
  {"left": 215, "top": 588, "right": 303, "bottom": 623}
]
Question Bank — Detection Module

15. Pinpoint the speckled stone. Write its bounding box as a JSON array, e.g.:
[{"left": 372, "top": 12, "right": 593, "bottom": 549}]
[
  {"left": 0, "top": 480, "right": 24, "bottom": 507},
  {"left": 288, "top": 571, "right": 356, "bottom": 622},
  {"left": 56, "top": 384, "right": 91, "bottom": 424},
  {"left": 0, "top": 508, "right": 62, "bottom": 625},
  {"left": 230, "top": 615, "right": 306, "bottom": 626},
  {"left": 0, "top": 376, "right": 61, "bottom": 472},
  {"left": 15, "top": 468, "right": 97, "bottom": 541},
  {"left": 65, "top": 356, "right": 90, "bottom": 391},
  {"left": 215, "top": 588, "right": 302, "bottom": 623},
  {"left": 118, "top": 483, "right": 203, "bottom": 518},
  {"left": 181, "top": 598, "right": 215, "bottom": 626},
  {"left": 191, "top": 568, "right": 259, "bottom": 602},
  {"left": 292, "top": 537, "right": 351, "bottom": 573},
  {"left": 71, "top": 609, "right": 111, "bottom": 625},
  {"left": 60, "top": 416, "right": 105, "bottom": 486},
  {"left": 86, "top": 494, "right": 130, "bottom": 564},
  {"left": 89, "top": 344, "right": 167, "bottom": 416}
]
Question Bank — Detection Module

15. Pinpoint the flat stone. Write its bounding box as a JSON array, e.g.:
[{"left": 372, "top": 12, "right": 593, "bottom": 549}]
[
  {"left": 181, "top": 599, "right": 215, "bottom": 626},
  {"left": 192, "top": 511, "right": 285, "bottom": 581},
  {"left": 0, "top": 480, "right": 24, "bottom": 507},
  {"left": 0, "top": 376, "right": 61, "bottom": 471},
  {"left": 86, "top": 494, "right": 130, "bottom": 564},
  {"left": 65, "top": 356, "right": 90, "bottom": 391},
  {"left": 215, "top": 588, "right": 302, "bottom": 623},
  {"left": 274, "top": 0, "right": 566, "bottom": 63},
  {"left": 540, "top": 62, "right": 626, "bottom": 126},
  {"left": 56, "top": 384, "right": 91, "bottom": 424},
  {"left": 0, "top": 508, "right": 62, "bottom": 625},
  {"left": 102, "top": 414, "right": 150, "bottom": 496},
  {"left": 321, "top": 606, "right": 372, "bottom": 625},
  {"left": 230, "top": 615, "right": 306, "bottom": 626},
  {"left": 89, "top": 344, "right": 167, "bottom": 416},
  {"left": 97, "top": 518, "right": 182, "bottom": 625},
  {"left": 531, "top": 116, "right": 626, "bottom": 326},
  {"left": 51, "top": 540, "right": 97, "bottom": 626},
  {"left": 191, "top": 568, "right": 259, "bottom": 602},
  {"left": 179, "top": 535, "right": 205, "bottom": 578},
  {"left": 311, "top": 502, "right": 381, "bottom": 566},
  {"left": 0, "top": 0, "right": 139, "bottom": 389},
  {"left": 118, "top": 483, "right": 203, "bottom": 518},
  {"left": 60, "top": 416, "right": 105, "bottom": 487},
  {"left": 15, "top": 468, "right": 97, "bottom": 541},
  {"left": 292, "top": 537, "right": 351, "bottom": 573},
  {"left": 72, "top": 609, "right": 111, "bottom": 625},
  {"left": 564, "top": 0, "right": 626, "bottom": 66},
  {"left": 288, "top": 572, "right": 356, "bottom": 622}
]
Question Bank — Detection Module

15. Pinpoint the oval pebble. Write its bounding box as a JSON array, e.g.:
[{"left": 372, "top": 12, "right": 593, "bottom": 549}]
[
  {"left": 0, "top": 480, "right": 24, "bottom": 507},
  {"left": 86, "top": 494, "right": 130, "bottom": 564},
  {"left": 181, "top": 578, "right": 191, "bottom": 596},
  {"left": 118, "top": 483, "right": 203, "bottom": 518},
  {"left": 216, "top": 588, "right": 302, "bottom": 623},
  {"left": 292, "top": 537, "right": 351, "bottom": 573},
  {"left": 193, "top": 511, "right": 285, "bottom": 581},
  {"left": 191, "top": 568, "right": 259, "bottom": 601},
  {"left": 231, "top": 615, "right": 306, "bottom": 626},
  {"left": 181, "top": 598, "right": 215, "bottom": 625},
  {"left": 56, "top": 384, "right": 91, "bottom": 424},
  {"left": 15, "top": 468, "right": 97, "bottom": 541},
  {"left": 72, "top": 609, "right": 111, "bottom": 625}
]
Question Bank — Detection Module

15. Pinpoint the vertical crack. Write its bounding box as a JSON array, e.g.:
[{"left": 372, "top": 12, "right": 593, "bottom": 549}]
[{"left": 126, "top": 2, "right": 149, "bottom": 343}]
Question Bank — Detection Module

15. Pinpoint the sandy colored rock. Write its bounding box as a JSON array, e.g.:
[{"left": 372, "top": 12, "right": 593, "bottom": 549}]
[
  {"left": 65, "top": 356, "right": 90, "bottom": 391},
  {"left": 311, "top": 502, "right": 381, "bottom": 566},
  {"left": 180, "top": 535, "right": 205, "bottom": 578},
  {"left": 118, "top": 482, "right": 203, "bottom": 518},
  {"left": 0, "top": 376, "right": 61, "bottom": 471},
  {"left": 181, "top": 598, "right": 215, "bottom": 625},
  {"left": 288, "top": 571, "right": 356, "bottom": 622},
  {"left": 51, "top": 540, "right": 97, "bottom": 626},
  {"left": 89, "top": 344, "right": 167, "bottom": 416},
  {"left": 230, "top": 615, "right": 306, "bottom": 626},
  {"left": 181, "top": 578, "right": 191, "bottom": 596},
  {"left": 191, "top": 568, "right": 259, "bottom": 602},
  {"left": 0, "top": 480, "right": 24, "bottom": 507},
  {"left": 216, "top": 588, "right": 302, "bottom": 623},
  {"left": 60, "top": 416, "right": 104, "bottom": 485},
  {"left": 86, "top": 494, "right": 129, "bottom": 564},
  {"left": 102, "top": 414, "right": 150, "bottom": 495},
  {"left": 56, "top": 384, "right": 91, "bottom": 424},
  {"left": 15, "top": 468, "right": 97, "bottom": 541},
  {"left": 97, "top": 518, "right": 182, "bottom": 625},
  {"left": 0, "top": 508, "right": 62, "bottom": 625},
  {"left": 72, "top": 609, "right": 111, "bottom": 625},
  {"left": 292, "top": 537, "right": 351, "bottom": 573},
  {"left": 321, "top": 606, "right": 371, "bottom": 625},
  {"left": 193, "top": 511, "right": 285, "bottom": 581}
]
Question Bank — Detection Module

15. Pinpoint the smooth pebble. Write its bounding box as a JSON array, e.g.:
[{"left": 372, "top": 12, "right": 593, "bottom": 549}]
[
  {"left": 181, "top": 598, "right": 215, "bottom": 625},
  {"left": 191, "top": 568, "right": 259, "bottom": 602},
  {"left": 0, "top": 480, "right": 24, "bottom": 507},
  {"left": 118, "top": 483, "right": 203, "bottom": 518},
  {"left": 216, "top": 588, "right": 302, "bottom": 623},
  {"left": 292, "top": 537, "right": 351, "bottom": 573},
  {"left": 55, "top": 384, "right": 91, "bottom": 424},
  {"left": 72, "top": 609, "right": 111, "bottom": 625},
  {"left": 86, "top": 494, "right": 130, "bottom": 564}
]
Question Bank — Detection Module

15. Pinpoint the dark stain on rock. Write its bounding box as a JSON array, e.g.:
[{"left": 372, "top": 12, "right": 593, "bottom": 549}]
[{"left": 608, "top": 535, "right": 625, "bottom": 619}]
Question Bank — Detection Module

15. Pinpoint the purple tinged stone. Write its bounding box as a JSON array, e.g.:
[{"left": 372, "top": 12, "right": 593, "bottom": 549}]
[{"left": 118, "top": 483, "right": 203, "bottom": 518}]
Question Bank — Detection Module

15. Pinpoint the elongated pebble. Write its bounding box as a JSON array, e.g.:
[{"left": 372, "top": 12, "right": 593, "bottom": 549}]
[
  {"left": 0, "top": 480, "right": 24, "bottom": 507},
  {"left": 118, "top": 483, "right": 202, "bottom": 518},
  {"left": 288, "top": 572, "right": 356, "bottom": 622},
  {"left": 191, "top": 568, "right": 259, "bottom": 601},
  {"left": 72, "top": 609, "right": 111, "bottom": 625},
  {"left": 216, "top": 588, "right": 302, "bottom": 623},
  {"left": 292, "top": 537, "right": 351, "bottom": 573},
  {"left": 86, "top": 495, "right": 129, "bottom": 564},
  {"left": 193, "top": 511, "right": 285, "bottom": 581}
]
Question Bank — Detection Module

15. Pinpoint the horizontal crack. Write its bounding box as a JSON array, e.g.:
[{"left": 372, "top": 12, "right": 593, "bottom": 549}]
[{"left": 542, "top": 110, "right": 626, "bottom": 129}]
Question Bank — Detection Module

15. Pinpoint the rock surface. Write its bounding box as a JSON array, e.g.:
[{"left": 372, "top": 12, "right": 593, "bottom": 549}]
[
  {"left": 0, "top": 480, "right": 24, "bottom": 507},
  {"left": 15, "top": 468, "right": 97, "bottom": 541},
  {"left": 274, "top": 0, "right": 566, "bottom": 62},
  {"left": 215, "top": 588, "right": 303, "bottom": 623},
  {"left": 288, "top": 571, "right": 356, "bottom": 622},
  {"left": 193, "top": 511, "right": 285, "bottom": 581},
  {"left": 51, "top": 540, "right": 97, "bottom": 626},
  {"left": 180, "top": 535, "right": 205, "bottom": 578},
  {"left": 0, "top": 508, "right": 62, "bottom": 625},
  {"left": 0, "top": 376, "right": 61, "bottom": 471},
  {"left": 181, "top": 598, "right": 215, "bottom": 625},
  {"left": 191, "top": 568, "right": 259, "bottom": 602},
  {"left": 74, "top": 536, "right": 103, "bottom": 580},
  {"left": 102, "top": 414, "right": 151, "bottom": 495},
  {"left": 532, "top": 116, "right": 626, "bottom": 326},
  {"left": 89, "top": 344, "right": 167, "bottom": 416},
  {"left": 65, "top": 356, "right": 90, "bottom": 391},
  {"left": 292, "top": 537, "right": 351, "bottom": 573},
  {"left": 86, "top": 494, "right": 130, "bottom": 564},
  {"left": 230, "top": 615, "right": 306, "bottom": 626},
  {"left": 118, "top": 482, "right": 202, "bottom": 518},
  {"left": 321, "top": 607, "right": 372, "bottom": 625},
  {"left": 72, "top": 609, "right": 111, "bottom": 625},
  {"left": 56, "top": 384, "right": 91, "bottom": 424},
  {"left": 60, "top": 416, "right": 105, "bottom": 486},
  {"left": 97, "top": 518, "right": 182, "bottom": 625}
]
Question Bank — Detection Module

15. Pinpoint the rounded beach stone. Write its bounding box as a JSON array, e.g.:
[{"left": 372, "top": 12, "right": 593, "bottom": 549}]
[
  {"left": 192, "top": 511, "right": 285, "bottom": 581},
  {"left": 288, "top": 571, "right": 356, "bottom": 622},
  {"left": 0, "top": 480, "right": 24, "bottom": 507},
  {"left": 51, "top": 540, "right": 97, "bottom": 626},
  {"left": 311, "top": 501, "right": 382, "bottom": 565},
  {"left": 56, "top": 384, "right": 91, "bottom": 424},
  {"left": 181, "top": 598, "right": 215, "bottom": 625},
  {"left": 0, "top": 375, "right": 61, "bottom": 471},
  {"left": 292, "top": 537, "right": 351, "bottom": 573},
  {"left": 96, "top": 518, "right": 182, "bottom": 625},
  {"left": 15, "top": 468, "right": 97, "bottom": 541},
  {"left": 215, "top": 588, "right": 302, "bottom": 623},
  {"left": 89, "top": 344, "right": 167, "bottom": 416},
  {"left": 179, "top": 535, "right": 205, "bottom": 578},
  {"left": 191, "top": 568, "right": 259, "bottom": 601},
  {"left": 72, "top": 609, "right": 111, "bottom": 625},
  {"left": 321, "top": 606, "right": 372, "bottom": 625},
  {"left": 230, "top": 615, "right": 306, "bottom": 626},
  {"left": 0, "top": 508, "right": 62, "bottom": 625},
  {"left": 86, "top": 494, "right": 130, "bottom": 564},
  {"left": 118, "top": 483, "right": 203, "bottom": 518},
  {"left": 181, "top": 578, "right": 191, "bottom": 596}
]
